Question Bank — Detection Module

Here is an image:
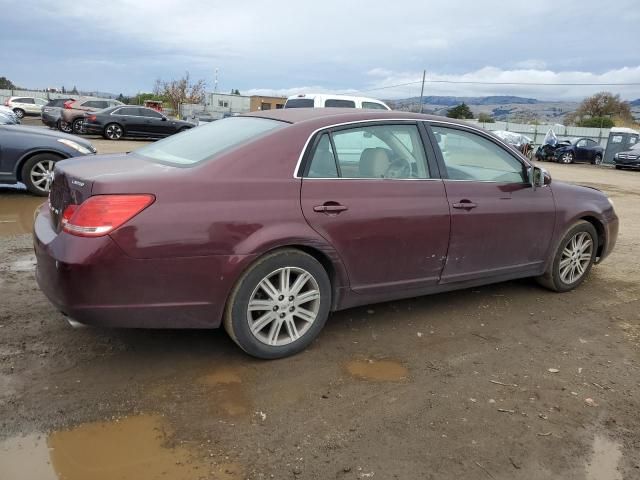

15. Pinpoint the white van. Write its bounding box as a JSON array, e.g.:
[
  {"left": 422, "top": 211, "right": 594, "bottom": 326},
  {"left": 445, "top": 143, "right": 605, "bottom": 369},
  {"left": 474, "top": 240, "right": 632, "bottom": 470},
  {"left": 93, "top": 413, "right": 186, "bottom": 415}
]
[{"left": 284, "top": 93, "right": 390, "bottom": 110}]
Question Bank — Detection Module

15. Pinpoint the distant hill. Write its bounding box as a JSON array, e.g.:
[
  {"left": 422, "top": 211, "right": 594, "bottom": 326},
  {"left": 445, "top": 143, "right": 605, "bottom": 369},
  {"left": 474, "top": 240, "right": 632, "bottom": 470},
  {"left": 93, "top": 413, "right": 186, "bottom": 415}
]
[
  {"left": 393, "top": 95, "right": 539, "bottom": 107},
  {"left": 630, "top": 98, "right": 640, "bottom": 107}
]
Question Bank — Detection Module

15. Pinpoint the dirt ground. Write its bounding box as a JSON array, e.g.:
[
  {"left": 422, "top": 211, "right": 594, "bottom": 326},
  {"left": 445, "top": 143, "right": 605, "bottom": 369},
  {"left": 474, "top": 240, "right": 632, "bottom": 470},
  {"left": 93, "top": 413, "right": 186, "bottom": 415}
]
[{"left": 0, "top": 138, "right": 639, "bottom": 479}]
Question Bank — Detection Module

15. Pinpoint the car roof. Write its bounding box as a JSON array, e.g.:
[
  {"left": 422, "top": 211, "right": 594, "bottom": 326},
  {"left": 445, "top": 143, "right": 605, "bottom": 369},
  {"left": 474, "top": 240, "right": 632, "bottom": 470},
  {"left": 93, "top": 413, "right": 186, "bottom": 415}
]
[{"left": 243, "top": 108, "right": 471, "bottom": 129}]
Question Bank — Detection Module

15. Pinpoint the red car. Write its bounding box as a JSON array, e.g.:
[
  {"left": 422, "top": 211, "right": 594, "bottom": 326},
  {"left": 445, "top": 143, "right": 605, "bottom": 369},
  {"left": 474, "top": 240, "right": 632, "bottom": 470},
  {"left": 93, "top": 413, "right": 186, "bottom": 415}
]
[{"left": 34, "top": 109, "right": 618, "bottom": 359}]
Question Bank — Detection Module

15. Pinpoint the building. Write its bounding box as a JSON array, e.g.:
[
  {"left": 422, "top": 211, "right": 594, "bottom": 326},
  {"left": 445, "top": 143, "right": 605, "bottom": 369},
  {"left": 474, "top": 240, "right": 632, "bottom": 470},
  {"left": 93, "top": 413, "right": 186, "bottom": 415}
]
[
  {"left": 206, "top": 93, "right": 250, "bottom": 115},
  {"left": 250, "top": 95, "right": 287, "bottom": 112}
]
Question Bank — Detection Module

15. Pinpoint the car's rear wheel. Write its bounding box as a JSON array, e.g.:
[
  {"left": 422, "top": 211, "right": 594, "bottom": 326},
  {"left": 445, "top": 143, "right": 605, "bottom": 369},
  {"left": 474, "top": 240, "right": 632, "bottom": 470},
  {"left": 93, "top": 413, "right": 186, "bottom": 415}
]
[
  {"left": 224, "top": 249, "right": 331, "bottom": 359},
  {"left": 104, "top": 123, "right": 124, "bottom": 140},
  {"left": 13, "top": 108, "right": 25, "bottom": 119},
  {"left": 72, "top": 118, "right": 84, "bottom": 134},
  {"left": 560, "top": 152, "right": 574, "bottom": 164},
  {"left": 21, "top": 153, "right": 63, "bottom": 196},
  {"left": 58, "top": 119, "right": 73, "bottom": 133},
  {"left": 593, "top": 154, "right": 603, "bottom": 165},
  {"left": 537, "top": 220, "right": 598, "bottom": 292}
]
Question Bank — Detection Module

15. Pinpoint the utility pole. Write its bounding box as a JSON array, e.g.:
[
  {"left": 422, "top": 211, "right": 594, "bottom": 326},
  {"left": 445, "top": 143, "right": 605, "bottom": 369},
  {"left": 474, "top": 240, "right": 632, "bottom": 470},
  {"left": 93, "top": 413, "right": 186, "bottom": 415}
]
[
  {"left": 214, "top": 68, "right": 219, "bottom": 94},
  {"left": 419, "top": 69, "right": 426, "bottom": 113}
]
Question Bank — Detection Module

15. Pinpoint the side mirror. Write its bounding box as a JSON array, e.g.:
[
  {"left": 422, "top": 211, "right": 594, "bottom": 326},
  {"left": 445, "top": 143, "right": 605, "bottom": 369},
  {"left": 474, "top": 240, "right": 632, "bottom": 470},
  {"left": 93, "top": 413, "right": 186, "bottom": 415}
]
[
  {"left": 161, "top": 116, "right": 167, "bottom": 121},
  {"left": 531, "top": 166, "right": 551, "bottom": 189}
]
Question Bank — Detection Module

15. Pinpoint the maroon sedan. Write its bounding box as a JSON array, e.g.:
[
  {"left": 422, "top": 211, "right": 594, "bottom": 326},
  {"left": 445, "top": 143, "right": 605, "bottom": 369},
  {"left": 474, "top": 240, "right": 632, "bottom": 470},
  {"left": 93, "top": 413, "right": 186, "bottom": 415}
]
[{"left": 34, "top": 109, "right": 618, "bottom": 359}]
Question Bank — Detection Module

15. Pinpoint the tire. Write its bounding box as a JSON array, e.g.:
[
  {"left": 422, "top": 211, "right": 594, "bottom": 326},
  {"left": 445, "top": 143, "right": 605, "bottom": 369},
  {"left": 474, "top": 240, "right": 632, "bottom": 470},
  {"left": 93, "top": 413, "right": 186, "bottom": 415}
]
[
  {"left": 536, "top": 221, "right": 598, "bottom": 293},
  {"left": 560, "top": 152, "right": 574, "bottom": 164},
  {"left": 13, "top": 108, "right": 25, "bottom": 119},
  {"left": 21, "top": 153, "right": 63, "bottom": 196},
  {"left": 104, "top": 123, "right": 124, "bottom": 140},
  {"left": 58, "top": 119, "right": 73, "bottom": 133},
  {"left": 593, "top": 154, "right": 603, "bottom": 165},
  {"left": 72, "top": 118, "right": 85, "bottom": 134},
  {"left": 224, "top": 249, "right": 331, "bottom": 359}
]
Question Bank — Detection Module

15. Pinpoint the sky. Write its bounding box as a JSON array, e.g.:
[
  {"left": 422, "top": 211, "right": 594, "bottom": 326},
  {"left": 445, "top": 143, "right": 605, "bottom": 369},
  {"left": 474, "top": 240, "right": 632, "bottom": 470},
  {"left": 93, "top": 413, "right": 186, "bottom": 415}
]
[{"left": 2, "top": 0, "right": 640, "bottom": 101}]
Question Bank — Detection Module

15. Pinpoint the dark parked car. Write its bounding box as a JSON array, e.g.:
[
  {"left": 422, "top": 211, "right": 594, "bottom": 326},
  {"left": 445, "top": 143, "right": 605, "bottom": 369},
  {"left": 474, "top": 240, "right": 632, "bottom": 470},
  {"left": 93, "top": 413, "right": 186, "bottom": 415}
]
[
  {"left": 536, "top": 137, "right": 604, "bottom": 164},
  {"left": 60, "top": 97, "right": 124, "bottom": 134},
  {"left": 613, "top": 143, "right": 640, "bottom": 170},
  {"left": 34, "top": 110, "right": 618, "bottom": 359},
  {"left": 41, "top": 98, "right": 76, "bottom": 130},
  {"left": 82, "top": 106, "right": 194, "bottom": 140},
  {"left": 0, "top": 125, "right": 96, "bottom": 195}
]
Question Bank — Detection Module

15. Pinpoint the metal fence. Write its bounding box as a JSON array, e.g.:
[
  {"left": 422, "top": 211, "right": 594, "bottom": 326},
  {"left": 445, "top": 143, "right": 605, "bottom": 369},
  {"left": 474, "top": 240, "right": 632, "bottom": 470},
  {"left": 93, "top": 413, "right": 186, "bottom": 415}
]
[
  {"left": 0, "top": 88, "right": 105, "bottom": 105},
  {"left": 468, "top": 120, "right": 611, "bottom": 148}
]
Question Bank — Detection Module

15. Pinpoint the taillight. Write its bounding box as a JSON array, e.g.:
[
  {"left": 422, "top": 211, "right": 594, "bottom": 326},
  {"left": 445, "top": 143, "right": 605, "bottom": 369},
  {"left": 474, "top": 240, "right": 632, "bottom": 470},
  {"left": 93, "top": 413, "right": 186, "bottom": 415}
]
[
  {"left": 3, "top": 99, "right": 8, "bottom": 106},
  {"left": 62, "top": 195, "right": 155, "bottom": 237},
  {"left": 63, "top": 100, "right": 73, "bottom": 109}
]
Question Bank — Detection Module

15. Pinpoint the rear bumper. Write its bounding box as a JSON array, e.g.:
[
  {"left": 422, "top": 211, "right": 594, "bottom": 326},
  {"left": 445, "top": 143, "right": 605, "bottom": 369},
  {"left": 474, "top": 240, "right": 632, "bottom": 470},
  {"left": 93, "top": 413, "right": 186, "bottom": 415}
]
[
  {"left": 33, "top": 206, "right": 255, "bottom": 329},
  {"left": 41, "top": 111, "right": 60, "bottom": 127}
]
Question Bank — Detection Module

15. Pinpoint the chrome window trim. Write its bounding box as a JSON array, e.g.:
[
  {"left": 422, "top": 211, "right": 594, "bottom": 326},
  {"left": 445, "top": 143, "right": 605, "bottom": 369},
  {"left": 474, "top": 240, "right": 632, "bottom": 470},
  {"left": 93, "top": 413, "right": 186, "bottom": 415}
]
[
  {"left": 293, "top": 118, "right": 442, "bottom": 179},
  {"left": 303, "top": 177, "right": 442, "bottom": 181}
]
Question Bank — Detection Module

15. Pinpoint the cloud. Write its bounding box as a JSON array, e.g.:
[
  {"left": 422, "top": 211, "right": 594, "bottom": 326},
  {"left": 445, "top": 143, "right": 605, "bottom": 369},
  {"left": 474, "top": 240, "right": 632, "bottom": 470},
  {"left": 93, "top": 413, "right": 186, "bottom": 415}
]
[{"left": 1, "top": 0, "right": 639, "bottom": 99}]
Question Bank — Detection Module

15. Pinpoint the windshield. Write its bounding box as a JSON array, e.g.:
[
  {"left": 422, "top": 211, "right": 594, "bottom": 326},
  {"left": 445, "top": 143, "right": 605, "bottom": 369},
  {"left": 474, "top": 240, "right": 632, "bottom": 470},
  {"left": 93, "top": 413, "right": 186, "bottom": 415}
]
[
  {"left": 135, "top": 117, "right": 286, "bottom": 165},
  {"left": 285, "top": 98, "right": 315, "bottom": 108}
]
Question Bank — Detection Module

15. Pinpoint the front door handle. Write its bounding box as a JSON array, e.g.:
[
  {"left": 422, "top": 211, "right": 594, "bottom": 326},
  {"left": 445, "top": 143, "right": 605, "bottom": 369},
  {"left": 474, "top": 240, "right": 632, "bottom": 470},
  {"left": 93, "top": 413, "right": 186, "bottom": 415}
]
[
  {"left": 452, "top": 200, "right": 477, "bottom": 210},
  {"left": 313, "top": 203, "right": 348, "bottom": 214}
]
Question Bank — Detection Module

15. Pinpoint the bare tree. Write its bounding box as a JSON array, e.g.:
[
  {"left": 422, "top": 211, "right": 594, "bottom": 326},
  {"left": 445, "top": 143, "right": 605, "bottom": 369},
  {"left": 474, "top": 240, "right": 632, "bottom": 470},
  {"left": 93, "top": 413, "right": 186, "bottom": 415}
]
[
  {"left": 565, "top": 92, "right": 633, "bottom": 125},
  {"left": 157, "top": 72, "right": 206, "bottom": 117}
]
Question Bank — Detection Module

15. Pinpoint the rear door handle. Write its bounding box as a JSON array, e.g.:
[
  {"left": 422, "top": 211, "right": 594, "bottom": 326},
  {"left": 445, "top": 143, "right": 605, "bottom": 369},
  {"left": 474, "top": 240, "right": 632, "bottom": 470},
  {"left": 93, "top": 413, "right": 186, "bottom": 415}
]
[
  {"left": 313, "top": 203, "right": 348, "bottom": 214},
  {"left": 452, "top": 200, "right": 477, "bottom": 210}
]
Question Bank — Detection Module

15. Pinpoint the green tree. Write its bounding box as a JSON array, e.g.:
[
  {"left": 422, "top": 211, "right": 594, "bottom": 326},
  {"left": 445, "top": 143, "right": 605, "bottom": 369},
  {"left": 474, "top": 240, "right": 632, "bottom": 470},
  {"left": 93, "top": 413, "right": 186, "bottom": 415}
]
[
  {"left": 0, "top": 76, "right": 17, "bottom": 89},
  {"left": 230, "top": 89, "right": 241, "bottom": 95},
  {"left": 478, "top": 112, "right": 495, "bottom": 123},
  {"left": 447, "top": 103, "right": 474, "bottom": 119},
  {"left": 577, "top": 116, "right": 615, "bottom": 128}
]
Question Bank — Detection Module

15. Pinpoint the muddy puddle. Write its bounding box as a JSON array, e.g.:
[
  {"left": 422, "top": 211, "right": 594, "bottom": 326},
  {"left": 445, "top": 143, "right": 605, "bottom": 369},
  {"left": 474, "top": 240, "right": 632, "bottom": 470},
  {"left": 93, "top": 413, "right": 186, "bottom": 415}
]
[
  {"left": 198, "top": 366, "right": 251, "bottom": 418},
  {"left": 585, "top": 434, "right": 622, "bottom": 480},
  {"left": 0, "top": 414, "right": 242, "bottom": 480},
  {"left": 0, "top": 195, "right": 44, "bottom": 237},
  {"left": 345, "top": 358, "right": 409, "bottom": 381}
]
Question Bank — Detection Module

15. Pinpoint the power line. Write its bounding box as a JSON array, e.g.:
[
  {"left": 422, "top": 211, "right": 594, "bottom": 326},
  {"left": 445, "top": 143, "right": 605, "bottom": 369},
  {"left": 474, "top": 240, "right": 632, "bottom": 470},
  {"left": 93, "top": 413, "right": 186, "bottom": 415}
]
[{"left": 348, "top": 78, "right": 640, "bottom": 95}]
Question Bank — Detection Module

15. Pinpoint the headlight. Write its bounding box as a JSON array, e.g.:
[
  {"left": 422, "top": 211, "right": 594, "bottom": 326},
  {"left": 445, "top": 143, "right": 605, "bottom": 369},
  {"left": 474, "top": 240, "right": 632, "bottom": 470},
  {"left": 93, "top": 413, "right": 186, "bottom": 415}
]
[{"left": 57, "top": 138, "right": 93, "bottom": 154}]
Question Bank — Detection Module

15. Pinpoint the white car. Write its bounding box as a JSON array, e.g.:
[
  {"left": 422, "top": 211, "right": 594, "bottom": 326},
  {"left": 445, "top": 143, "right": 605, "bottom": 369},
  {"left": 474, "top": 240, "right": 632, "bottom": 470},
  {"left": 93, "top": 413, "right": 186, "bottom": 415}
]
[
  {"left": 4, "top": 96, "right": 47, "bottom": 118},
  {"left": 284, "top": 93, "right": 390, "bottom": 110}
]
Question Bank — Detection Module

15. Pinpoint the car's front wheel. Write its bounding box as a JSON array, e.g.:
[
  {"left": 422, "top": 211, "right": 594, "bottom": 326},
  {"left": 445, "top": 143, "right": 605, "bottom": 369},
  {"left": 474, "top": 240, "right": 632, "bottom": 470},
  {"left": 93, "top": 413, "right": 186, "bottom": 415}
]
[
  {"left": 537, "top": 220, "right": 598, "bottom": 292},
  {"left": 560, "top": 152, "right": 574, "bottom": 164},
  {"left": 21, "top": 153, "right": 63, "bottom": 196},
  {"left": 224, "top": 249, "right": 331, "bottom": 359},
  {"left": 104, "top": 123, "right": 124, "bottom": 140}
]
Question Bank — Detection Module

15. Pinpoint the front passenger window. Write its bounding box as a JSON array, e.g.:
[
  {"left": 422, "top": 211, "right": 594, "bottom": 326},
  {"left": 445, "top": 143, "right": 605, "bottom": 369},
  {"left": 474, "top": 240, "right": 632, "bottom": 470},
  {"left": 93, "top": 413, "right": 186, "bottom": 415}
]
[{"left": 431, "top": 126, "right": 526, "bottom": 183}]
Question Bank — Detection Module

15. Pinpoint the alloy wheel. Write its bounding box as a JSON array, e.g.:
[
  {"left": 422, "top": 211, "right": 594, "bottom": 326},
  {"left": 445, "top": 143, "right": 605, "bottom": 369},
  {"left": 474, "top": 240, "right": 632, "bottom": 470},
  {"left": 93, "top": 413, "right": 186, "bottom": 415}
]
[
  {"left": 594, "top": 155, "right": 603, "bottom": 165},
  {"left": 559, "top": 231, "right": 593, "bottom": 284},
  {"left": 106, "top": 124, "right": 123, "bottom": 140},
  {"left": 29, "top": 159, "right": 56, "bottom": 193},
  {"left": 561, "top": 153, "right": 573, "bottom": 164},
  {"left": 246, "top": 267, "right": 321, "bottom": 346}
]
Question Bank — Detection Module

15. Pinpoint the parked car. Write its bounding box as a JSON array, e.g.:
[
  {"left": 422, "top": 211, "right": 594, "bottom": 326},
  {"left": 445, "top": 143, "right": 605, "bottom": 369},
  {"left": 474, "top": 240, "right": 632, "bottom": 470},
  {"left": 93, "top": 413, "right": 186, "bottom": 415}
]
[
  {"left": 491, "top": 130, "right": 534, "bottom": 159},
  {"left": 536, "top": 137, "right": 604, "bottom": 164},
  {"left": 82, "top": 106, "right": 194, "bottom": 140},
  {"left": 60, "top": 97, "right": 124, "bottom": 134},
  {"left": 41, "top": 98, "right": 76, "bottom": 130},
  {"left": 613, "top": 143, "right": 640, "bottom": 170},
  {"left": 4, "top": 96, "right": 47, "bottom": 118},
  {"left": 285, "top": 93, "right": 390, "bottom": 110},
  {"left": 0, "top": 125, "right": 96, "bottom": 195},
  {"left": 34, "top": 109, "right": 618, "bottom": 359}
]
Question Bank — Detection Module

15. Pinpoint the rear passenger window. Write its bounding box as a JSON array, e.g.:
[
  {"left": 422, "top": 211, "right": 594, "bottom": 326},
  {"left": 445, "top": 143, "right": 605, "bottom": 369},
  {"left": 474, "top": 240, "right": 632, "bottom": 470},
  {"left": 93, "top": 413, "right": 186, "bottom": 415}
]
[
  {"left": 324, "top": 99, "right": 356, "bottom": 108},
  {"left": 431, "top": 126, "right": 526, "bottom": 183},
  {"left": 16, "top": 98, "right": 35, "bottom": 104},
  {"left": 305, "top": 124, "right": 430, "bottom": 179},
  {"left": 362, "top": 102, "right": 387, "bottom": 110}
]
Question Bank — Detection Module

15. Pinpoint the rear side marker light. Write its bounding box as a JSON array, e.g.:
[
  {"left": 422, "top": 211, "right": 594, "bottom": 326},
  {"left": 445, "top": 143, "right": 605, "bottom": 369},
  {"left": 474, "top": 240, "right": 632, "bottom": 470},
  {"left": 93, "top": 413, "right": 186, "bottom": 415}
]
[{"left": 62, "top": 195, "right": 155, "bottom": 237}]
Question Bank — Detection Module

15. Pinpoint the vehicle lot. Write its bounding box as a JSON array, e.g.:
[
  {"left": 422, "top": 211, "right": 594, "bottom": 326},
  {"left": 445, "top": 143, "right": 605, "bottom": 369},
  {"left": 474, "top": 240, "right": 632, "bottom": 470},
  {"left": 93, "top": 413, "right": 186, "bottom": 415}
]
[{"left": 1, "top": 146, "right": 639, "bottom": 479}]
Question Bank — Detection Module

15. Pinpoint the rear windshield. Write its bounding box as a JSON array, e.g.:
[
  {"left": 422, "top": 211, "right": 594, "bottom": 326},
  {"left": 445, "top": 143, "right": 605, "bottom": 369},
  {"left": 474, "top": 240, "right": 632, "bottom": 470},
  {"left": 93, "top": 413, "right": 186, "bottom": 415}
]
[
  {"left": 285, "top": 98, "right": 315, "bottom": 108},
  {"left": 135, "top": 117, "right": 286, "bottom": 166},
  {"left": 325, "top": 99, "right": 356, "bottom": 108}
]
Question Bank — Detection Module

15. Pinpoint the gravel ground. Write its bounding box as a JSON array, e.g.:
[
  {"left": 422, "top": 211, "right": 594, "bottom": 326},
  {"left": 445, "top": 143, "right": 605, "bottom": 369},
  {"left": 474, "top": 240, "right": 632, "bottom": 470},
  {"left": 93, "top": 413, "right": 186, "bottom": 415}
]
[{"left": 0, "top": 145, "right": 638, "bottom": 479}]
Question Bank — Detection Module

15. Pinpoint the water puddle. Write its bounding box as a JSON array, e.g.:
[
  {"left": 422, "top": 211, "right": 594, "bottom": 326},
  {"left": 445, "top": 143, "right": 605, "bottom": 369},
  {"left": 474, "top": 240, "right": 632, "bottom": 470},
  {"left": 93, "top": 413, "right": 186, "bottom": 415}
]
[
  {"left": 0, "top": 414, "right": 239, "bottom": 480},
  {"left": 4, "top": 254, "right": 37, "bottom": 272},
  {"left": 0, "top": 195, "right": 44, "bottom": 236},
  {"left": 198, "top": 367, "right": 251, "bottom": 418},
  {"left": 585, "top": 434, "right": 622, "bottom": 480},
  {"left": 345, "top": 358, "right": 409, "bottom": 381}
]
